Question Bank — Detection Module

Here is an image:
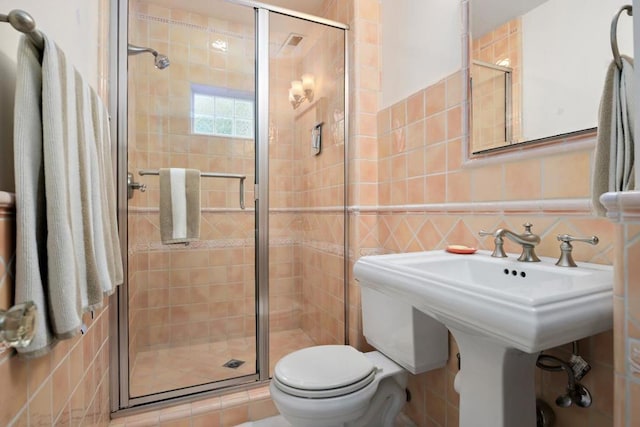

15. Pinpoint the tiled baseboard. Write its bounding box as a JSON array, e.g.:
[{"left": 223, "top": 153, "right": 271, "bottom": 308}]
[{"left": 109, "top": 386, "right": 278, "bottom": 427}]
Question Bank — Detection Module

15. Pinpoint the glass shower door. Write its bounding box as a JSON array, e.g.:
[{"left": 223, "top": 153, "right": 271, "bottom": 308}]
[
  {"left": 125, "top": 0, "right": 258, "bottom": 399},
  {"left": 267, "top": 12, "right": 347, "bottom": 376}
]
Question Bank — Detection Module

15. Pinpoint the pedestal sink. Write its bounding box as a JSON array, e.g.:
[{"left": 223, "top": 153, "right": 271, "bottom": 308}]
[{"left": 354, "top": 250, "right": 613, "bottom": 427}]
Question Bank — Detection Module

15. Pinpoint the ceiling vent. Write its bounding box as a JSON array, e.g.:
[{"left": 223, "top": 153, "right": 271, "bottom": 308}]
[{"left": 277, "top": 33, "right": 305, "bottom": 57}]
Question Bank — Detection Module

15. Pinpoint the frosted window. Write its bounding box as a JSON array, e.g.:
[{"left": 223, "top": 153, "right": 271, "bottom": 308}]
[{"left": 191, "top": 85, "right": 254, "bottom": 139}]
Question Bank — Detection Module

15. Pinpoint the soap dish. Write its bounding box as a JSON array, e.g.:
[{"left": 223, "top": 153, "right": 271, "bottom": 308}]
[{"left": 446, "top": 245, "right": 477, "bottom": 255}]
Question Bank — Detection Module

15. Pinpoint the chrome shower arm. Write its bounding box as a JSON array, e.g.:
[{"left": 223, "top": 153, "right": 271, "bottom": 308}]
[
  {"left": 127, "top": 43, "right": 170, "bottom": 69},
  {"left": 127, "top": 43, "right": 158, "bottom": 57}
]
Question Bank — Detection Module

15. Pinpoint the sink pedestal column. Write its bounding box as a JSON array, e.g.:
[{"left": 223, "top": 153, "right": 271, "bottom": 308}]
[{"left": 451, "top": 328, "right": 538, "bottom": 427}]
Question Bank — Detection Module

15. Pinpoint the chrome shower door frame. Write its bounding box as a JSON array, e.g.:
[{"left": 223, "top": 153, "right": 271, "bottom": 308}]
[{"left": 109, "top": 0, "right": 349, "bottom": 413}]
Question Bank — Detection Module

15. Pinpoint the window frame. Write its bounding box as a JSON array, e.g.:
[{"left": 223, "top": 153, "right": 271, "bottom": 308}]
[{"left": 190, "top": 83, "right": 254, "bottom": 139}]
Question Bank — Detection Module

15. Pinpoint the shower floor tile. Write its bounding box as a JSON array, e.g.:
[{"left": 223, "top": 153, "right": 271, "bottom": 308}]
[{"left": 129, "top": 328, "right": 316, "bottom": 397}]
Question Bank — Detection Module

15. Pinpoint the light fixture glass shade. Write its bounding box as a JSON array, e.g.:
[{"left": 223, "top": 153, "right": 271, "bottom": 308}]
[
  {"left": 301, "top": 74, "right": 315, "bottom": 91},
  {"left": 291, "top": 80, "right": 304, "bottom": 97}
]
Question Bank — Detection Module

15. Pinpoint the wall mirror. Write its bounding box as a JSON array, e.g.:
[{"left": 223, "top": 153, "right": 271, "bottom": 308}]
[{"left": 468, "top": 0, "right": 633, "bottom": 155}]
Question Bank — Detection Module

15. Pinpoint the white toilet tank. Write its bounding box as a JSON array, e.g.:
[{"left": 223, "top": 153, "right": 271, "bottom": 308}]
[{"left": 360, "top": 284, "right": 448, "bottom": 374}]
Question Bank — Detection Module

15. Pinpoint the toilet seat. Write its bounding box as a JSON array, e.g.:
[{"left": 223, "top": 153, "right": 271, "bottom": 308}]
[{"left": 273, "top": 345, "right": 377, "bottom": 399}]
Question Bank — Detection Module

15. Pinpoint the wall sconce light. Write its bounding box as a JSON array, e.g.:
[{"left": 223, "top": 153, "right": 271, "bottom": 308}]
[
  {"left": 0, "top": 301, "right": 37, "bottom": 349},
  {"left": 288, "top": 73, "right": 315, "bottom": 109}
]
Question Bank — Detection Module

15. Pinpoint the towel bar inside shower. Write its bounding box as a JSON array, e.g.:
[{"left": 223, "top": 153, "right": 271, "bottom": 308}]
[{"left": 138, "top": 169, "right": 246, "bottom": 210}]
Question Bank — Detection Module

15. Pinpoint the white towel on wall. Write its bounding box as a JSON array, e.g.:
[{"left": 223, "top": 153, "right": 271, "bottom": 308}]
[
  {"left": 171, "top": 168, "right": 188, "bottom": 239},
  {"left": 75, "top": 70, "right": 111, "bottom": 309},
  {"left": 68, "top": 57, "right": 123, "bottom": 310},
  {"left": 13, "top": 33, "right": 123, "bottom": 358},
  {"left": 41, "top": 34, "right": 86, "bottom": 339},
  {"left": 91, "top": 89, "right": 124, "bottom": 290},
  {"left": 13, "top": 36, "right": 55, "bottom": 358},
  {"left": 592, "top": 56, "right": 635, "bottom": 216}
]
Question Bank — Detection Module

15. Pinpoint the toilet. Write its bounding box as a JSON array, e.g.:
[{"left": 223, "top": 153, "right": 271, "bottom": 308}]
[{"left": 270, "top": 285, "right": 449, "bottom": 427}]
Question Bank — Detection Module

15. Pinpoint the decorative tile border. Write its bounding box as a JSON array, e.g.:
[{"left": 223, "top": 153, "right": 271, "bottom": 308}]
[
  {"left": 127, "top": 206, "right": 346, "bottom": 214},
  {"left": 349, "top": 198, "right": 592, "bottom": 216},
  {"left": 601, "top": 191, "right": 640, "bottom": 222},
  {"left": 134, "top": 12, "right": 252, "bottom": 41}
]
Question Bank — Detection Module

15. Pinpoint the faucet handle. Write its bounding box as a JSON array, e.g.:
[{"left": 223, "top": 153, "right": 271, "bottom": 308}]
[
  {"left": 555, "top": 234, "right": 599, "bottom": 267},
  {"left": 478, "top": 230, "right": 507, "bottom": 258},
  {"left": 557, "top": 234, "right": 599, "bottom": 246},
  {"left": 523, "top": 223, "right": 534, "bottom": 233}
]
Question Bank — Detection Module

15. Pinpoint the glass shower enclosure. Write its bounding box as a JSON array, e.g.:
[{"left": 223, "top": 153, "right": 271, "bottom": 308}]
[{"left": 111, "top": 0, "right": 347, "bottom": 410}]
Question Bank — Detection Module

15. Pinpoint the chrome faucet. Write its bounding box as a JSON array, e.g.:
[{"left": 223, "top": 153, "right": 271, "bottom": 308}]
[{"left": 479, "top": 223, "right": 541, "bottom": 262}]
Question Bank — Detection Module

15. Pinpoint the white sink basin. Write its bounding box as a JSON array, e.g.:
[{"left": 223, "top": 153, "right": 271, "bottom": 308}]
[
  {"left": 354, "top": 250, "right": 613, "bottom": 427},
  {"left": 354, "top": 250, "right": 613, "bottom": 353}
]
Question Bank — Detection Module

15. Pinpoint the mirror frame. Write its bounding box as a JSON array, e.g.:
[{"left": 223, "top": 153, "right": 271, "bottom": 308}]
[{"left": 461, "top": 0, "right": 598, "bottom": 166}]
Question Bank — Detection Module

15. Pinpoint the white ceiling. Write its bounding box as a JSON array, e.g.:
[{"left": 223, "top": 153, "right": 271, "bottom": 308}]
[{"left": 472, "top": 0, "right": 549, "bottom": 36}]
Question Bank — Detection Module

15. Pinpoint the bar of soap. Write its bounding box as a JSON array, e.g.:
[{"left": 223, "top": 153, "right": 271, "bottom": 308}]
[{"left": 446, "top": 245, "right": 477, "bottom": 254}]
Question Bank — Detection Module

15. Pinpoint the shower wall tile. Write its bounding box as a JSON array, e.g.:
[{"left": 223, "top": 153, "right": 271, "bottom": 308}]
[
  {"left": 129, "top": 237, "right": 258, "bottom": 351},
  {"left": 129, "top": 13, "right": 261, "bottom": 351},
  {"left": 129, "top": 1, "right": 257, "bottom": 212}
]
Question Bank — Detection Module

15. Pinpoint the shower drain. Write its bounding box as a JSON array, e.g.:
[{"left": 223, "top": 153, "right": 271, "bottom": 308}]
[{"left": 223, "top": 359, "right": 245, "bottom": 369}]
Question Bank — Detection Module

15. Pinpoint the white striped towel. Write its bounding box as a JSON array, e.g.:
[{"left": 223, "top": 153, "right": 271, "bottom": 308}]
[
  {"left": 13, "top": 33, "right": 123, "bottom": 358},
  {"left": 159, "top": 168, "right": 201, "bottom": 244},
  {"left": 592, "top": 56, "right": 635, "bottom": 215},
  {"left": 13, "top": 36, "right": 55, "bottom": 358}
]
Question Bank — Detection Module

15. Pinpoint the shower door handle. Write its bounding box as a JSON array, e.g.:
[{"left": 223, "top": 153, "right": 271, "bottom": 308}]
[{"left": 127, "top": 172, "right": 147, "bottom": 199}]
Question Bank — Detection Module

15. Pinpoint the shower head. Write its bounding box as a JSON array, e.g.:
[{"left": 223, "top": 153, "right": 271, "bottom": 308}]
[{"left": 127, "top": 43, "right": 170, "bottom": 70}]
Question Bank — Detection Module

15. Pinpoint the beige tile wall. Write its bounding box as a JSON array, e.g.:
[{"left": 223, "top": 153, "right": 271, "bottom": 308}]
[
  {"left": 330, "top": 0, "right": 382, "bottom": 350},
  {"left": 128, "top": 0, "right": 257, "bottom": 209},
  {"left": 365, "top": 71, "right": 615, "bottom": 426},
  {"left": 290, "top": 17, "right": 347, "bottom": 346},
  {"left": 613, "top": 221, "right": 640, "bottom": 427},
  {"left": 0, "top": 197, "right": 112, "bottom": 427},
  {"left": 327, "top": 1, "right": 617, "bottom": 425},
  {"left": 300, "top": 213, "right": 346, "bottom": 345},
  {"left": 268, "top": 42, "right": 304, "bottom": 340}
]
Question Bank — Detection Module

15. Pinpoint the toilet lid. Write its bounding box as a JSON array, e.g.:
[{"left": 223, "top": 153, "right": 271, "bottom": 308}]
[{"left": 274, "top": 345, "right": 376, "bottom": 395}]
